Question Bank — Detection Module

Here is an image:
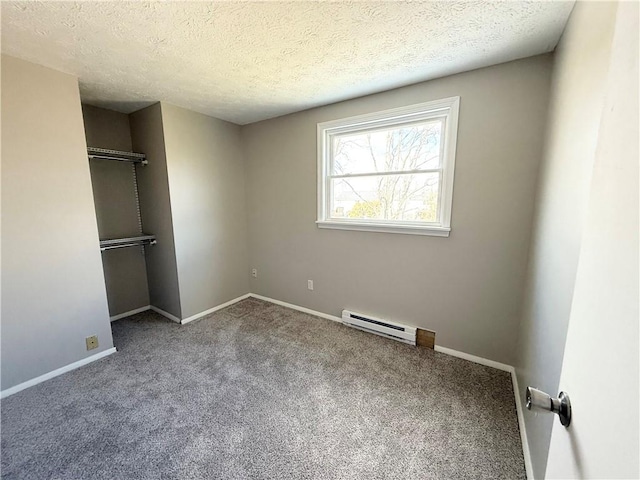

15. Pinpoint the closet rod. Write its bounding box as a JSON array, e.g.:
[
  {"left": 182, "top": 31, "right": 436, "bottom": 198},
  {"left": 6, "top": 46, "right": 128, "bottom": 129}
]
[
  {"left": 89, "top": 154, "right": 147, "bottom": 164},
  {"left": 87, "top": 147, "right": 148, "bottom": 165},
  {"left": 100, "top": 235, "right": 156, "bottom": 252},
  {"left": 100, "top": 241, "right": 156, "bottom": 252}
]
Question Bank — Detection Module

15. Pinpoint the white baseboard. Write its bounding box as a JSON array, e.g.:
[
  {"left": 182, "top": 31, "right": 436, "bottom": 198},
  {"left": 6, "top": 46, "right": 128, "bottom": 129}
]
[
  {"left": 249, "top": 293, "right": 342, "bottom": 323},
  {"left": 147, "top": 294, "right": 252, "bottom": 325},
  {"left": 0, "top": 347, "right": 117, "bottom": 399},
  {"left": 110, "top": 305, "right": 150, "bottom": 322},
  {"left": 180, "top": 294, "right": 251, "bottom": 325},
  {"left": 433, "top": 345, "right": 513, "bottom": 372},
  {"left": 149, "top": 305, "right": 181, "bottom": 324},
  {"left": 511, "top": 368, "right": 533, "bottom": 479}
]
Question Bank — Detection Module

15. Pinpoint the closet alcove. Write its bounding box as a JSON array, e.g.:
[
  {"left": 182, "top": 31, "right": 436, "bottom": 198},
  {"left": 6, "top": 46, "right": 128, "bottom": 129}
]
[{"left": 82, "top": 104, "right": 181, "bottom": 322}]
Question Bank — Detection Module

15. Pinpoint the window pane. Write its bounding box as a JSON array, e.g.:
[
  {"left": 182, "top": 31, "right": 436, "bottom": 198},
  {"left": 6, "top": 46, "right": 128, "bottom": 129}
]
[
  {"left": 330, "top": 173, "right": 440, "bottom": 223},
  {"left": 332, "top": 119, "right": 443, "bottom": 176}
]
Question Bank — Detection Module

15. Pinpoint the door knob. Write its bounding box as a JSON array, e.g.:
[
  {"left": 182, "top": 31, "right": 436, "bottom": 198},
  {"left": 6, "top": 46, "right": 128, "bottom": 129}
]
[{"left": 526, "top": 387, "right": 571, "bottom": 427}]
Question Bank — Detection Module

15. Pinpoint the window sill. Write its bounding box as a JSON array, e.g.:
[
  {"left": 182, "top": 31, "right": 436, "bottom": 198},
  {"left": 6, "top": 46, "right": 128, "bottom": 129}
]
[{"left": 316, "top": 220, "right": 450, "bottom": 237}]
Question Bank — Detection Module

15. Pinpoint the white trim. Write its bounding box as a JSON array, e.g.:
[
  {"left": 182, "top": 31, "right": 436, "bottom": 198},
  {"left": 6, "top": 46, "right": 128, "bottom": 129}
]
[
  {"left": 248, "top": 294, "right": 342, "bottom": 323},
  {"left": 330, "top": 168, "right": 442, "bottom": 179},
  {"left": 434, "top": 345, "right": 513, "bottom": 372},
  {"left": 317, "top": 97, "right": 460, "bottom": 236},
  {"left": 110, "top": 305, "right": 150, "bottom": 322},
  {"left": 0, "top": 347, "right": 117, "bottom": 399},
  {"left": 440, "top": 97, "right": 459, "bottom": 229},
  {"left": 434, "top": 345, "right": 532, "bottom": 479},
  {"left": 149, "top": 305, "right": 181, "bottom": 324},
  {"left": 180, "top": 294, "right": 251, "bottom": 325},
  {"left": 316, "top": 220, "right": 450, "bottom": 237},
  {"left": 317, "top": 97, "right": 461, "bottom": 131},
  {"left": 511, "top": 368, "right": 534, "bottom": 480},
  {"left": 147, "top": 295, "right": 252, "bottom": 325}
]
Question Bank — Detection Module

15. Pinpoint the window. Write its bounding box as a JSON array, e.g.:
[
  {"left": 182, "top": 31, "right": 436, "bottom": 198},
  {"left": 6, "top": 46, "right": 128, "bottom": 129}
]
[{"left": 317, "top": 97, "right": 459, "bottom": 236}]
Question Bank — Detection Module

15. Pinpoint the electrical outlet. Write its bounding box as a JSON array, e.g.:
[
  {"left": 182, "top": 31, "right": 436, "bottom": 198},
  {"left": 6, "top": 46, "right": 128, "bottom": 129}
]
[
  {"left": 85, "top": 335, "right": 99, "bottom": 351},
  {"left": 308, "top": 280, "right": 314, "bottom": 291},
  {"left": 252, "top": 268, "right": 258, "bottom": 278}
]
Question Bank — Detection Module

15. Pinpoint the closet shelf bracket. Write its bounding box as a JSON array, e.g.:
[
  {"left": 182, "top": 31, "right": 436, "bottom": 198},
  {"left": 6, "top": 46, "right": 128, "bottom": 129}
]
[
  {"left": 100, "top": 235, "right": 157, "bottom": 252},
  {"left": 87, "top": 147, "right": 148, "bottom": 165}
]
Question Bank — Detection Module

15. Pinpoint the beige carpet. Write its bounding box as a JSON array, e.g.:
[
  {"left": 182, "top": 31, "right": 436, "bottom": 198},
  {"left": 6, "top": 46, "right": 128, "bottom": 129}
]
[{"left": 1, "top": 298, "right": 525, "bottom": 479}]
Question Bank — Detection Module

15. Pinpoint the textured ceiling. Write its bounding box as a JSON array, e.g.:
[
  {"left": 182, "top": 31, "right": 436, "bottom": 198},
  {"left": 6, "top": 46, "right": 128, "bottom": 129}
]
[{"left": 1, "top": 1, "right": 574, "bottom": 125}]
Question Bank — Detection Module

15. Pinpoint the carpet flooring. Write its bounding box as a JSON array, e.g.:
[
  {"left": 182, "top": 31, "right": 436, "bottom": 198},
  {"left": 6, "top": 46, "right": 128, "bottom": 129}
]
[{"left": 1, "top": 298, "right": 525, "bottom": 479}]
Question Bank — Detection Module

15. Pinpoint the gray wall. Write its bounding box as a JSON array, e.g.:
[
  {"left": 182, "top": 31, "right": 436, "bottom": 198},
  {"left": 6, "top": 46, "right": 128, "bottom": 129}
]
[
  {"left": 129, "top": 104, "right": 182, "bottom": 319},
  {"left": 514, "top": 2, "right": 618, "bottom": 478},
  {"left": 82, "top": 104, "right": 133, "bottom": 152},
  {"left": 242, "top": 55, "right": 552, "bottom": 365},
  {"left": 1, "top": 55, "right": 114, "bottom": 390},
  {"left": 160, "top": 103, "right": 250, "bottom": 319},
  {"left": 82, "top": 104, "right": 151, "bottom": 317}
]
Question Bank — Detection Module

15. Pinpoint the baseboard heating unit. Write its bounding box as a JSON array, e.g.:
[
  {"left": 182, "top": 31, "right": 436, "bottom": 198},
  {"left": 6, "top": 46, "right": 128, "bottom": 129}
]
[{"left": 341, "top": 310, "right": 416, "bottom": 345}]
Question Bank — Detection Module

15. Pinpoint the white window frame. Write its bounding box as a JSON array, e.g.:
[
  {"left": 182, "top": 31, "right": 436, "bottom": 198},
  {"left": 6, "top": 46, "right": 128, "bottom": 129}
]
[{"left": 316, "top": 96, "right": 460, "bottom": 237}]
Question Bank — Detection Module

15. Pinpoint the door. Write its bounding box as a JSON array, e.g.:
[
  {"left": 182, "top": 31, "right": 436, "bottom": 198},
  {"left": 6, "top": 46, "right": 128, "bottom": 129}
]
[{"left": 544, "top": 2, "right": 639, "bottom": 478}]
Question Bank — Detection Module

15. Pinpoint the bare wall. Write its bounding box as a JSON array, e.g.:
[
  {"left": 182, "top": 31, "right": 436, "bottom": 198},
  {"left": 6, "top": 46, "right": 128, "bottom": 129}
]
[
  {"left": 129, "top": 104, "right": 182, "bottom": 319},
  {"left": 160, "top": 103, "right": 250, "bottom": 319},
  {"left": 82, "top": 104, "right": 150, "bottom": 317},
  {"left": 82, "top": 104, "right": 132, "bottom": 152},
  {"left": 514, "top": 2, "right": 618, "bottom": 478},
  {"left": 242, "top": 55, "right": 552, "bottom": 365},
  {"left": 1, "top": 55, "right": 114, "bottom": 390}
]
